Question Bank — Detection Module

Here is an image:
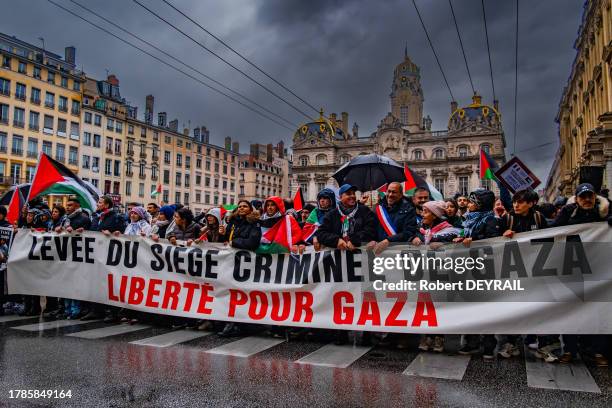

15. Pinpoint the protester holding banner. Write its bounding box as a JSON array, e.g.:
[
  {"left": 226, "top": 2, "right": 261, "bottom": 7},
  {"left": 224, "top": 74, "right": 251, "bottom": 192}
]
[
  {"left": 499, "top": 189, "right": 547, "bottom": 238},
  {"left": 167, "top": 208, "right": 200, "bottom": 245},
  {"left": 494, "top": 198, "right": 507, "bottom": 218},
  {"left": 220, "top": 200, "right": 261, "bottom": 250},
  {"left": 49, "top": 206, "right": 66, "bottom": 232},
  {"left": 456, "top": 188, "right": 502, "bottom": 359},
  {"left": 146, "top": 203, "right": 160, "bottom": 222},
  {"left": 150, "top": 205, "right": 174, "bottom": 240},
  {"left": 304, "top": 188, "right": 337, "bottom": 250},
  {"left": 84, "top": 196, "right": 126, "bottom": 322},
  {"left": 298, "top": 204, "right": 315, "bottom": 229},
  {"left": 58, "top": 198, "right": 92, "bottom": 233},
  {"left": 91, "top": 196, "right": 126, "bottom": 235},
  {"left": 0, "top": 206, "right": 10, "bottom": 228},
  {"left": 415, "top": 200, "right": 461, "bottom": 353},
  {"left": 196, "top": 208, "right": 224, "bottom": 243},
  {"left": 256, "top": 196, "right": 302, "bottom": 254},
  {"left": 369, "top": 182, "right": 419, "bottom": 255},
  {"left": 124, "top": 206, "right": 152, "bottom": 237},
  {"left": 552, "top": 183, "right": 610, "bottom": 367},
  {"left": 316, "top": 184, "right": 377, "bottom": 251}
]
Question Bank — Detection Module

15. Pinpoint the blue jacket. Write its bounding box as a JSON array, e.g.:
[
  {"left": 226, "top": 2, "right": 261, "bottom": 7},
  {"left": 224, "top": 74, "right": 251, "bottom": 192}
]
[{"left": 375, "top": 196, "right": 419, "bottom": 243}]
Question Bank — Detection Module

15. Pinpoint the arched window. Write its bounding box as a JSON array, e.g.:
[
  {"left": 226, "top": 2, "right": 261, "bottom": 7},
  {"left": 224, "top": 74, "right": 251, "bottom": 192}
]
[
  {"left": 316, "top": 154, "right": 327, "bottom": 165},
  {"left": 480, "top": 143, "right": 492, "bottom": 154},
  {"left": 299, "top": 156, "right": 309, "bottom": 166},
  {"left": 433, "top": 148, "right": 444, "bottom": 159},
  {"left": 413, "top": 149, "right": 424, "bottom": 160},
  {"left": 340, "top": 154, "right": 351, "bottom": 164},
  {"left": 458, "top": 145, "right": 468, "bottom": 158}
]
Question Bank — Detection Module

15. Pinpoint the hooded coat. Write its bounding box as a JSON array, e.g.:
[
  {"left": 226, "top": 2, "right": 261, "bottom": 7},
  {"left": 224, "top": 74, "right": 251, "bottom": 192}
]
[
  {"left": 224, "top": 209, "right": 261, "bottom": 250},
  {"left": 552, "top": 195, "right": 611, "bottom": 226}
]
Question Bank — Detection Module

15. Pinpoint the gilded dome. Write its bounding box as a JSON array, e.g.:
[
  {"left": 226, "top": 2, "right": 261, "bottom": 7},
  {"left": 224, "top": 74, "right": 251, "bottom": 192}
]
[
  {"left": 448, "top": 94, "right": 501, "bottom": 131},
  {"left": 293, "top": 109, "right": 347, "bottom": 142}
]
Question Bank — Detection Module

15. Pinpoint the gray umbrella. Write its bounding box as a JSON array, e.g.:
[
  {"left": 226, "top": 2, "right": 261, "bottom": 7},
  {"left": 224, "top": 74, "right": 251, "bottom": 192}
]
[{"left": 332, "top": 154, "right": 405, "bottom": 191}]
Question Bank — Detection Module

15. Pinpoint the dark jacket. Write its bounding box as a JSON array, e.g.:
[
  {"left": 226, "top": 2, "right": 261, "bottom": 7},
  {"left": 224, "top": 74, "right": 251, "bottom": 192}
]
[
  {"left": 316, "top": 203, "right": 377, "bottom": 248},
  {"left": 62, "top": 209, "right": 92, "bottom": 231},
  {"left": 92, "top": 209, "right": 126, "bottom": 233},
  {"left": 447, "top": 214, "right": 464, "bottom": 228},
  {"left": 166, "top": 222, "right": 201, "bottom": 241},
  {"left": 552, "top": 195, "right": 611, "bottom": 227},
  {"left": 499, "top": 209, "right": 547, "bottom": 234},
  {"left": 224, "top": 214, "right": 261, "bottom": 250},
  {"left": 463, "top": 214, "right": 501, "bottom": 241},
  {"left": 375, "top": 196, "right": 418, "bottom": 242}
]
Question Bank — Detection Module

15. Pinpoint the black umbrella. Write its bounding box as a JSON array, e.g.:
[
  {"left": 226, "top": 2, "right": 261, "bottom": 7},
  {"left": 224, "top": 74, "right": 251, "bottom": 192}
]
[
  {"left": 332, "top": 154, "right": 405, "bottom": 191},
  {"left": 0, "top": 183, "right": 30, "bottom": 206}
]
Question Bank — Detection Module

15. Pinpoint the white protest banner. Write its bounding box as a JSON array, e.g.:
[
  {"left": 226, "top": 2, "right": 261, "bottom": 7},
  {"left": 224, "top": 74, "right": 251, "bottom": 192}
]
[{"left": 7, "top": 222, "right": 612, "bottom": 334}]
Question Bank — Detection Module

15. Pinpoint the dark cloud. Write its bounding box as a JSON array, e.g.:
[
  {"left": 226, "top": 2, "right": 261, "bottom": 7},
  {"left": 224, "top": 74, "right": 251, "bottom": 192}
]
[{"left": 3, "top": 0, "right": 583, "bottom": 183}]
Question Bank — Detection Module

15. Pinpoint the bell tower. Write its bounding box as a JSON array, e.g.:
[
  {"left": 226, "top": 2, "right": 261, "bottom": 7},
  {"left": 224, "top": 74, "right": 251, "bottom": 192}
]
[{"left": 390, "top": 47, "right": 424, "bottom": 131}]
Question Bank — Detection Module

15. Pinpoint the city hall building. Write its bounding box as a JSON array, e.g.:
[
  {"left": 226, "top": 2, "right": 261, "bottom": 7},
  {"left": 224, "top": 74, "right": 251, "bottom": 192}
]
[{"left": 291, "top": 52, "right": 507, "bottom": 202}]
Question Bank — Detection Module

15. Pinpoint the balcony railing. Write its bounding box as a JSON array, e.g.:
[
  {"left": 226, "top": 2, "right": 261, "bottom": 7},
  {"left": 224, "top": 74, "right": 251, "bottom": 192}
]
[
  {"left": 58, "top": 105, "right": 68, "bottom": 113},
  {"left": 44, "top": 101, "right": 55, "bottom": 109},
  {"left": 11, "top": 148, "right": 23, "bottom": 155},
  {"left": 29, "top": 124, "right": 39, "bottom": 131},
  {"left": 27, "top": 151, "right": 37, "bottom": 158},
  {"left": 15, "top": 92, "right": 25, "bottom": 101},
  {"left": 30, "top": 97, "right": 40, "bottom": 105},
  {"left": 13, "top": 120, "right": 24, "bottom": 128}
]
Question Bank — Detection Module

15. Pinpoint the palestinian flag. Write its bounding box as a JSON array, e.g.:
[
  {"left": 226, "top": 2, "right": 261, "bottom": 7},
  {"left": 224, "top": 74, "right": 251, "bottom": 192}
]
[
  {"left": 403, "top": 164, "right": 444, "bottom": 200},
  {"left": 257, "top": 215, "right": 303, "bottom": 254},
  {"left": 42, "top": 182, "right": 99, "bottom": 211},
  {"left": 27, "top": 153, "right": 99, "bottom": 210},
  {"left": 479, "top": 148, "right": 498, "bottom": 180},
  {"left": 377, "top": 183, "right": 388, "bottom": 200},
  {"left": 151, "top": 182, "right": 162, "bottom": 198},
  {"left": 6, "top": 185, "right": 26, "bottom": 225},
  {"left": 293, "top": 187, "right": 304, "bottom": 212},
  {"left": 220, "top": 204, "right": 237, "bottom": 220},
  {"left": 301, "top": 208, "right": 321, "bottom": 243}
]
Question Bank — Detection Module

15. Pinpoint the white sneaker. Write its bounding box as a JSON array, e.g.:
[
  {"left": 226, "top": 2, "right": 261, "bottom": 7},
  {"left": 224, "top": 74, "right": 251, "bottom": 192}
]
[
  {"left": 498, "top": 343, "right": 520, "bottom": 358},
  {"left": 527, "top": 341, "right": 539, "bottom": 350},
  {"left": 432, "top": 336, "right": 444, "bottom": 353},
  {"left": 535, "top": 343, "right": 561, "bottom": 363},
  {"left": 418, "top": 336, "right": 432, "bottom": 352}
]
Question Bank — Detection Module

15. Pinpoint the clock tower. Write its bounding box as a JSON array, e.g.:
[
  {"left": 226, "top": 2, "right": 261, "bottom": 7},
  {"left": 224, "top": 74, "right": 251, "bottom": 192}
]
[{"left": 390, "top": 48, "right": 424, "bottom": 132}]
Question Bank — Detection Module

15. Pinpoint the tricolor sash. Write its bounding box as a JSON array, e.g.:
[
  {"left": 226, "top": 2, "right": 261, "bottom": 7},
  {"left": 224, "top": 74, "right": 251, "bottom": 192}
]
[{"left": 375, "top": 204, "right": 397, "bottom": 237}]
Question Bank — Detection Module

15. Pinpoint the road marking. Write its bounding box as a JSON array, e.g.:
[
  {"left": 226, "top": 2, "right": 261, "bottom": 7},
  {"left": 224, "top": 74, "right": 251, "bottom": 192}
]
[
  {"left": 403, "top": 353, "right": 471, "bottom": 380},
  {"left": 66, "top": 324, "right": 151, "bottom": 339},
  {"left": 525, "top": 352, "right": 601, "bottom": 393},
  {"left": 206, "top": 336, "right": 285, "bottom": 358},
  {"left": 0, "top": 315, "right": 38, "bottom": 323},
  {"left": 11, "top": 319, "right": 102, "bottom": 331},
  {"left": 130, "top": 330, "right": 212, "bottom": 347},
  {"left": 296, "top": 344, "right": 373, "bottom": 368}
]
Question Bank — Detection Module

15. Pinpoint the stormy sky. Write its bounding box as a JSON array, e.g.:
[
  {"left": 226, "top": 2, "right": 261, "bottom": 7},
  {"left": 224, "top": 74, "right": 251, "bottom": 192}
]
[{"left": 4, "top": 0, "right": 584, "bottom": 183}]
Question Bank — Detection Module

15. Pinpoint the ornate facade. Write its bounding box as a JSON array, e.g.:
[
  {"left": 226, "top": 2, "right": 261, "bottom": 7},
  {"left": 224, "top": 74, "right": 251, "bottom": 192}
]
[
  {"left": 545, "top": 0, "right": 612, "bottom": 200},
  {"left": 292, "top": 53, "right": 507, "bottom": 201}
]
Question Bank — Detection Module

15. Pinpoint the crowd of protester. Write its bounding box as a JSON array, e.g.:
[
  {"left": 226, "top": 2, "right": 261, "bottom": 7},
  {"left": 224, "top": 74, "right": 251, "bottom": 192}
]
[{"left": 0, "top": 180, "right": 611, "bottom": 367}]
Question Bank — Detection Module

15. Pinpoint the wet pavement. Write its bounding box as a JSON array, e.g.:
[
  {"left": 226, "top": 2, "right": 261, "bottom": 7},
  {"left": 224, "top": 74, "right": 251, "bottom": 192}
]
[{"left": 0, "top": 315, "right": 611, "bottom": 407}]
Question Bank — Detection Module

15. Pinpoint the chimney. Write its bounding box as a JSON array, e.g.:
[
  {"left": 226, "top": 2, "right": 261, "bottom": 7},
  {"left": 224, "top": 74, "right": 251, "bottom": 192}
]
[
  {"left": 250, "top": 144, "right": 259, "bottom": 158},
  {"left": 352, "top": 122, "right": 359, "bottom": 138},
  {"left": 183, "top": 128, "right": 189, "bottom": 136},
  {"left": 224, "top": 136, "right": 232, "bottom": 151},
  {"left": 450, "top": 100, "right": 458, "bottom": 113},
  {"left": 145, "top": 95, "right": 154, "bottom": 124},
  {"left": 169, "top": 119, "right": 178, "bottom": 132},
  {"left": 266, "top": 143, "right": 273, "bottom": 162},
  {"left": 107, "top": 74, "right": 119, "bottom": 86},
  {"left": 341, "top": 112, "right": 348, "bottom": 135},
  {"left": 202, "top": 126, "right": 209, "bottom": 144},
  {"left": 277, "top": 141, "right": 284, "bottom": 158},
  {"left": 158, "top": 112, "right": 167, "bottom": 127},
  {"left": 193, "top": 127, "right": 201, "bottom": 140},
  {"left": 64, "top": 46, "right": 76, "bottom": 65},
  {"left": 232, "top": 141, "right": 239, "bottom": 153}
]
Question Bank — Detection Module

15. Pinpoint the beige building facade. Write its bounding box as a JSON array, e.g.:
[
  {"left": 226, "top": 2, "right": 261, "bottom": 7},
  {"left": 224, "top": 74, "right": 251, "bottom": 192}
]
[
  {"left": 238, "top": 142, "right": 290, "bottom": 201},
  {"left": 546, "top": 0, "right": 612, "bottom": 199}
]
